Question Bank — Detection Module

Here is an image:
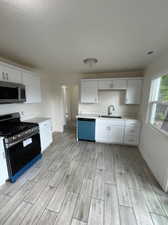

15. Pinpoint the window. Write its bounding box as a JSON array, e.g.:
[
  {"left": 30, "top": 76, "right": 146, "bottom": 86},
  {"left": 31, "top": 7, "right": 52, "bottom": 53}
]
[{"left": 149, "top": 74, "right": 168, "bottom": 133}]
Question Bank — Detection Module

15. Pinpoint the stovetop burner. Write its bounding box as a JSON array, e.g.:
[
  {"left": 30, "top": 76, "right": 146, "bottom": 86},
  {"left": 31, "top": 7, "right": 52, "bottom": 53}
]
[{"left": 0, "top": 122, "right": 37, "bottom": 137}]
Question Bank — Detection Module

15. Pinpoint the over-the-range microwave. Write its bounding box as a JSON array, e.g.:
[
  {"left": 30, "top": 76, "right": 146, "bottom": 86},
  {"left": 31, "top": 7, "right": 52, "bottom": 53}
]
[{"left": 0, "top": 81, "right": 26, "bottom": 104}]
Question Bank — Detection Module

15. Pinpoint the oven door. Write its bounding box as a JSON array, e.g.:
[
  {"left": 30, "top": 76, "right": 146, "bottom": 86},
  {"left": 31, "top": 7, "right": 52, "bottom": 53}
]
[{"left": 5, "top": 133, "right": 41, "bottom": 182}]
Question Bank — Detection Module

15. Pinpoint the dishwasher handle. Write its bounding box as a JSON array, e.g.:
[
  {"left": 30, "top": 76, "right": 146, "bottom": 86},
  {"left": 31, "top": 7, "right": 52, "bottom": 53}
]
[{"left": 78, "top": 118, "right": 95, "bottom": 122}]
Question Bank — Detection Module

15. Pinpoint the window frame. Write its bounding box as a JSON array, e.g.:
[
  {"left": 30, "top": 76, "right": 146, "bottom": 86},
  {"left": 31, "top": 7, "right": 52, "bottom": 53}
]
[{"left": 148, "top": 73, "right": 168, "bottom": 136}]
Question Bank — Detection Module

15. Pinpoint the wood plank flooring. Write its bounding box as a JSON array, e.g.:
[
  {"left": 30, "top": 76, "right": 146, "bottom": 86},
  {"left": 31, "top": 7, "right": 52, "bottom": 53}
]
[{"left": 0, "top": 131, "right": 168, "bottom": 225}]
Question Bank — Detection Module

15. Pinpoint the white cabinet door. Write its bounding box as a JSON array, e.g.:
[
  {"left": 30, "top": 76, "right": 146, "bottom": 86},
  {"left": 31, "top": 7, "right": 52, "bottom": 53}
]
[
  {"left": 98, "top": 79, "right": 127, "bottom": 90},
  {"left": 125, "top": 79, "right": 142, "bottom": 104},
  {"left": 96, "top": 119, "right": 124, "bottom": 143},
  {"left": 0, "top": 64, "right": 22, "bottom": 83},
  {"left": 0, "top": 138, "right": 8, "bottom": 185},
  {"left": 81, "top": 80, "right": 98, "bottom": 103},
  {"left": 39, "top": 120, "right": 53, "bottom": 152},
  {"left": 123, "top": 120, "right": 140, "bottom": 146},
  {"left": 109, "top": 126, "right": 124, "bottom": 143},
  {"left": 0, "top": 65, "right": 5, "bottom": 81},
  {"left": 96, "top": 119, "right": 110, "bottom": 140},
  {"left": 22, "top": 72, "right": 41, "bottom": 103}
]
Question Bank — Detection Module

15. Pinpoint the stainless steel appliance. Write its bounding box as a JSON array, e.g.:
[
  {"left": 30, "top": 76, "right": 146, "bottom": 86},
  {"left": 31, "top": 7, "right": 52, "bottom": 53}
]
[
  {"left": 0, "top": 81, "right": 26, "bottom": 104},
  {"left": 0, "top": 113, "right": 42, "bottom": 182}
]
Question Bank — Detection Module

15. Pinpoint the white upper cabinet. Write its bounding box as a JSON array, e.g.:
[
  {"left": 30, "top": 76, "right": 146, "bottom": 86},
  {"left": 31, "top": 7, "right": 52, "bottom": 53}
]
[
  {"left": 125, "top": 79, "right": 142, "bottom": 104},
  {"left": 0, "top": 64, "right": 22, "bottom": 83},
  {"left": 22, "top": 71, "right": 41, "bottom": 103},
  {"left": 80, "top": 80, "right": 98, "bottom": 103},
  {"left": 98, "top": 79, "right": 127, "bottom": 90}
]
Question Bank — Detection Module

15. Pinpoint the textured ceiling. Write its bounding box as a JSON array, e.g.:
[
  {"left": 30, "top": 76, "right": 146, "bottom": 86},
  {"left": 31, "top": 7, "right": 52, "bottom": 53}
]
[{"left": 0, "top": 0, "right": 168, "bottom": 73}]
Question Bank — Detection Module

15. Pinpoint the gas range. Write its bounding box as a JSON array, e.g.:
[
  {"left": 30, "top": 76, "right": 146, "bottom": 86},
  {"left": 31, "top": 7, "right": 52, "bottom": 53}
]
[
  {"left": 0, "top": 112, "right": 42, "bottom": 183},
  {"left": 0, "top": 113, "right": 39, "bottom": 148}
]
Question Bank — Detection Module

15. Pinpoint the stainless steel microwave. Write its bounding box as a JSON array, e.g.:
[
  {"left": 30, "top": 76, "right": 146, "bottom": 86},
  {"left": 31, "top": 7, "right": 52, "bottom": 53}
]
[{"left": 0, "top": 81, "right": 26, "bottom": 104}]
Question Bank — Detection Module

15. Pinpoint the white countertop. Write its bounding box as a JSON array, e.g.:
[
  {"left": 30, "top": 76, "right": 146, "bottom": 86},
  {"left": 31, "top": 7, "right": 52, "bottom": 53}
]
[
  {"left": 24, "top": 117, "right": 51, "bottom": 124},
  {"left": 76, "top": 114, "right": 139, "bottom": 121}
]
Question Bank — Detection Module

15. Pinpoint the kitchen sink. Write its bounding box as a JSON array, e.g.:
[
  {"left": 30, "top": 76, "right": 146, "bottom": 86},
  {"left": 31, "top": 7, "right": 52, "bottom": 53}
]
[{"left": 100, "top": 115, "right": 122, "bottom": 119}]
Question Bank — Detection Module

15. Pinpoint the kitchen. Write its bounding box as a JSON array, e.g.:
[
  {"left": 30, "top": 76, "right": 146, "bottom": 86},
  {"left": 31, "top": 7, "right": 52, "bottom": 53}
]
[
  {"left": 0, "top": 0, "right": 168, "bottom": 225},
  {"left": 77, "top": 77, "right": 142, "bottom": 145}
]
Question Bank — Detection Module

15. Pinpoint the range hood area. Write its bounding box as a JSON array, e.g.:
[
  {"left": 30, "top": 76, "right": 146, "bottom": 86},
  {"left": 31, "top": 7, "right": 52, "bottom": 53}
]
[{"left": 0, "top": 81, "right": 26, "bottom": 104}]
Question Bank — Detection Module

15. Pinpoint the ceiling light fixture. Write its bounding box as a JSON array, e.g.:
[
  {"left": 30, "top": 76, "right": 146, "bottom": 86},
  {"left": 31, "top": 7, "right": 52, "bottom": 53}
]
[
  {"left": 146, "top": 50, "right": 154, "bottom": 55},
  {"left": 83, "top": 58, "right": 98, "bottom": 67}
]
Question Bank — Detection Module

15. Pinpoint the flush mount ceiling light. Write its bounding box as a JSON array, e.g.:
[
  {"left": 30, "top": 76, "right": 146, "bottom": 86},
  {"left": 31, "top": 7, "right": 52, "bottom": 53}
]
[
  {"left": 83, "top": 58, "right": 98, "bottom": 67},
  {"left": 146, "top": 50, "right": 154, "bottom": 55}
]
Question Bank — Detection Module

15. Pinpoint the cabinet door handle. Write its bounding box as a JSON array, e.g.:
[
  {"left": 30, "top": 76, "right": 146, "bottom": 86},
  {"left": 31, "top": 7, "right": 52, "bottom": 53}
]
[
  {"left": 106, "top": 126, "right": 111, "bottom": 131},
  {"left": 3, "top": 152, "right": 6, "bottom": 159},
  {"left": 130, "top": 129, "right": 135, "bottom": 132},
  {"left": 6, "top": 73, "right": 8, "bottom": 80},
  {"left": 110, "top": 83, "right": 113, "bottom": 88},
  {"left": 2, "top": 72, "right": 5, "bottom": 80}
]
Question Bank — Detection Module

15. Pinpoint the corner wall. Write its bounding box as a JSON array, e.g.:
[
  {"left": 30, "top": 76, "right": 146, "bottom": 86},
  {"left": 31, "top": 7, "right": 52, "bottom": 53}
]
[{"left": 140, "top": 51, "right": 168, "bottom": 192}]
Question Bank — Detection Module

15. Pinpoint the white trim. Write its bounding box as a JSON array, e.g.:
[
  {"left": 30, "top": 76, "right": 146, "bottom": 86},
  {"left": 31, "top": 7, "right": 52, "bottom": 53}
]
[
  {"left": 148, "top": 123, "right": 168, "bottom": 138},
  {"left": 81, "top": 77, "right": 143, "bottom": 81},
  {"left": 150, "top": 101, "right": 168, "bottom": 105},
  {"left": 149, "top": 70, "right": 168, "bottom": 80}
]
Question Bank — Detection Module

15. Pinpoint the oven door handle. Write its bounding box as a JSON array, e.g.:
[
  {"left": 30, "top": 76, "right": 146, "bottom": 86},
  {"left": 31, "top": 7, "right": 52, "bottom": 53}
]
[{"left": 5, "top": 131, "right": 39, "bottom": 149}]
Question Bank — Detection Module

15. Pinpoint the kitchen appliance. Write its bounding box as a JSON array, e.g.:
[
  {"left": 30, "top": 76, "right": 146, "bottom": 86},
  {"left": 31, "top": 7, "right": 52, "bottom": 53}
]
[
  {"left": 77, "top": 118, "right": 95, "bottom": 141},
  {"left": 0, "top": 113, "right": 42, "bottom": 182},
  {"left": 0, "top": 81, "right": 26, "bottom": 104}
]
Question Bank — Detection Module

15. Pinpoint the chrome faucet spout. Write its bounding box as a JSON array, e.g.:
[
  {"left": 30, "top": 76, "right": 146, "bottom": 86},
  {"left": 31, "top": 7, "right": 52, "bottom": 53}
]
[{"left": 108, "top": 105, "right": 115, "bottom": 115}]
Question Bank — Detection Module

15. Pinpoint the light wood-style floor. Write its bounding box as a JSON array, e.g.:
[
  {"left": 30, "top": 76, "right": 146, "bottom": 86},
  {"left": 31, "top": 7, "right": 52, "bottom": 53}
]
[{"left": 0, "top": 131, "right": 168, "bottom": 225}]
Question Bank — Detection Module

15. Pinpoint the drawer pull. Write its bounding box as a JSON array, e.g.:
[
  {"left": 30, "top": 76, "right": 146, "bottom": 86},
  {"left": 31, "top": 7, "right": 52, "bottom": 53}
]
[
  {"left": 110, "top": 83, "right": 113, "bottom": 88},
  {"left": 130, "top": 130, "right": 135, "bottom": 132},
  {"left": 106, "top": 126, "right": 111, "bottom": 131},
  {"left": 128, "top": 139, "right": 135, "bottom": 142}
]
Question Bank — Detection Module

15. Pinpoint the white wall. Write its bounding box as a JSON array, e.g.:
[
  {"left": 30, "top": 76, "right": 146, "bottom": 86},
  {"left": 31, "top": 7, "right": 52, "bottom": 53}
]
[
  {"left": 140, "top": 51, "right": 168, "bottom": 192},
  {"left": 79, "top": 90, "right": 139, "bottom": 117}
]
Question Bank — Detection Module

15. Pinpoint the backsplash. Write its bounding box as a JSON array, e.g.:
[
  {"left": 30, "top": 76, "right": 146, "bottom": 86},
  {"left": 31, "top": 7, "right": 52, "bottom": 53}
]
[
  {"left": 79, "top": 90, "right": 140, "bottom": 117},
  {"left": 0, "top": 103, "right": 42, "bottom": 121}
]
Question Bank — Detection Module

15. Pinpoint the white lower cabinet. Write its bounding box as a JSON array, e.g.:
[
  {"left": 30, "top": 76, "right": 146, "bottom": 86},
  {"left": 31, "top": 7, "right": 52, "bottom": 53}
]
[
  {"left": 96, "top": 119, "right": 124, "bottom": 144},
  {"left": 124, "top": 123, "right": 140, "bottom": 145},
  {"left": 39, "top": 119, "right": 53, "bottom": 152},
  {"left": 0, "top": 138, "right": 8, "bottom": 185},
  {"left": 96, "top": 119, "right": 140, "bottom": 145}
]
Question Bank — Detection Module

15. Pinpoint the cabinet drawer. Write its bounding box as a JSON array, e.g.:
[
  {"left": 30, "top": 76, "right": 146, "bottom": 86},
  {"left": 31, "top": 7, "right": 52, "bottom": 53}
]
[
  {"left": 124, "top": 135, "right": 138, "bottom": 145},
  {"left": 98, "top": 119, "right": 124, "bottom": 126},
  {"left": 125, "top": 126, "right": 139, "bottom": 136},
  {"left": 125, "top": 120, "right": 140, "bottom": 126}
]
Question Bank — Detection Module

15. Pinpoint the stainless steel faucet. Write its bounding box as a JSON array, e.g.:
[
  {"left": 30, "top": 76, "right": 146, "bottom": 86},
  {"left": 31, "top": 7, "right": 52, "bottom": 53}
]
[{"left": 108, "top": 105, "right": 115, "bottom": 115}]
